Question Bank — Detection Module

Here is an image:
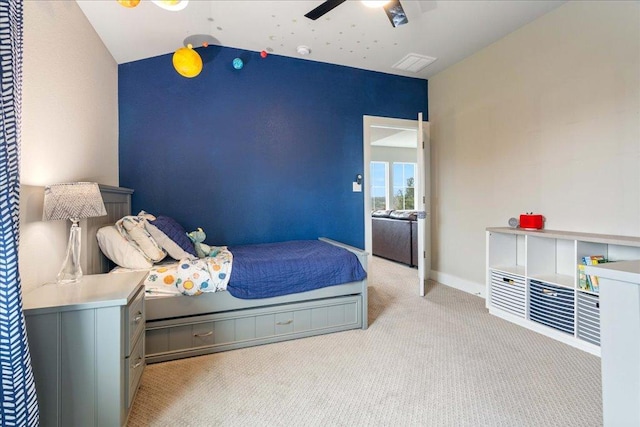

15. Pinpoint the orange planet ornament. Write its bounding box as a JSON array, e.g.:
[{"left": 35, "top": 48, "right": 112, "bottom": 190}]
[
  {"left": 172, "top": 44, "right": 203, "bottom": 78},
  {"left": 117, "top": 0, "right": 140, "bottom": 7}
]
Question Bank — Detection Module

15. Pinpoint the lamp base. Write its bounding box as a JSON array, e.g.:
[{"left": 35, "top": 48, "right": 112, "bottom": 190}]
[{"left": 57, "top": 221, "right": 83, "bottom": 284}]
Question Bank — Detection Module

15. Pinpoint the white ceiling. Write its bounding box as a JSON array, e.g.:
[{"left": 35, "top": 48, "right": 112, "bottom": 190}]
[
  {"left": 76, "top": 0, "right": 565, "bottom": 79},
  {"left": 371, "top": 126, "right": 417, "bottom": 148}
]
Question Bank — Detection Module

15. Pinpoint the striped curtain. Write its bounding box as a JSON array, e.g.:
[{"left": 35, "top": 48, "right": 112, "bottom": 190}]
[{"left": 0, "top": 0, "right": 39, "bottom": 425}]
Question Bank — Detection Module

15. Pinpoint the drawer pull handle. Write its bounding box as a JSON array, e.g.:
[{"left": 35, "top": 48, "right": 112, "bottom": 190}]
[
  {"left": 131, "top": 358, "right": 143, "bottom": 369},
  {"left": 542, "top": 289, "right": 557, "bottom": 297},
  {"left": 276, "top": 319, "right": 293, "bottom": 325},
  {"left": 134, "top": 312, "right": 143, "bottom": 323},
  {"left": 502, "top": 278, "right": 515, "bottom": 285},
  {"left": 194, "top": 331, "right": 213, "bottom": 338}
]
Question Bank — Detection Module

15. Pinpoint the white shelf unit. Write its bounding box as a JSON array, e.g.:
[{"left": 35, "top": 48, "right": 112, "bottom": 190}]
[{"left": 486, "top": 227, "right": 640, "bottom": 356}]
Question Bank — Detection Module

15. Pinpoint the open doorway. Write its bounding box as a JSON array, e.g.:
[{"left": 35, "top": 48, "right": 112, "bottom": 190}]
[{"left": 363, "top": 115, "right": 430, "bottom": 296}]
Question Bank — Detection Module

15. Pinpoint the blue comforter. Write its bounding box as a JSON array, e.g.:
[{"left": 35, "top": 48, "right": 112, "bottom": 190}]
[{"left": 226, "top": 240, "right": 367, "bottom": 299}]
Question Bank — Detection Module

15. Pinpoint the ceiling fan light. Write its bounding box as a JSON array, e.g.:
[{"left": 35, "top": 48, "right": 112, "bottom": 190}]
[
  {"left": 362, "top": 1, "right": 390, "bottom": 8},
  {"left": 151, "top": 0, "right": 189, "bottom": 12}
]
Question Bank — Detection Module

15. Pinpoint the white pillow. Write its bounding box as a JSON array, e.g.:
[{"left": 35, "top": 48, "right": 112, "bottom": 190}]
[
  {"left": 97, "top": 226, "right": 153, "bottom": 269},
  {"left": 145, "top": 222, "right": 194, "bottom": 260},
  {"left": 117, "top": 216, "right": 166, "bottom": 263}
]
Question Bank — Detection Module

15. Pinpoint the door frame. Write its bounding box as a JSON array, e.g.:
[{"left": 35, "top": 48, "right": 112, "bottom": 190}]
[{"left": 363, "top": 115, "right": 430, "bottom": 295}]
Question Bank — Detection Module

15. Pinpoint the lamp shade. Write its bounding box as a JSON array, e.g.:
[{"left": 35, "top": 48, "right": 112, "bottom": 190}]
[{"left": 43, "top": 182, "right": 107, "bottom": 221}]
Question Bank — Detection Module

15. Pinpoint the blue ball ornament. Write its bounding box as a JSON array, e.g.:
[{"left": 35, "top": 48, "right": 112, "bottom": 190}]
[{"left": 232, "top": 58, "right": 243, "bottom": 70}]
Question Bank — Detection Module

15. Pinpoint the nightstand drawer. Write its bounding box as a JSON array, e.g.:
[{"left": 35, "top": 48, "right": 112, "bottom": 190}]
[
  {"left": 126, "top": 333, "right": 145, "bottom": 408},
  {"left": 126, "top": 287, "right": 145, "bottom": 355}
]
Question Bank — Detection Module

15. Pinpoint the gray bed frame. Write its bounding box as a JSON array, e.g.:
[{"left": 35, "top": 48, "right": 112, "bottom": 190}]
[{"left": 88, "top": 186, "right": 368, "bottom": 363}]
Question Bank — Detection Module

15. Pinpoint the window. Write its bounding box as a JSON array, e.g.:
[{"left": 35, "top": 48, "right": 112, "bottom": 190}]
[
  {"left": 370, "top": 161, "right": 388, "bottom": 210},
  {"left": 393, "top": 162, "right": 416, "bottom": 210}
]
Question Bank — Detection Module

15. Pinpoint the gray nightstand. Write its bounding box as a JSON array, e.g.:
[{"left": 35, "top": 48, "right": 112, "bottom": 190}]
[{"left": 23, "top": 272, "right": 147, "bottom": 427}]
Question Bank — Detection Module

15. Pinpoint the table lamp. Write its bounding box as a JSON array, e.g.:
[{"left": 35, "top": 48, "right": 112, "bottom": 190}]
[{"left": 43, "top": 182, "right": 107, "bottom": 283}]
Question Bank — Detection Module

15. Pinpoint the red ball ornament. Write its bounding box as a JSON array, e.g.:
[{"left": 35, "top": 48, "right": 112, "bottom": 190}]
[{"left": 260, "top": 50, "right": 268, "bottom": 58}]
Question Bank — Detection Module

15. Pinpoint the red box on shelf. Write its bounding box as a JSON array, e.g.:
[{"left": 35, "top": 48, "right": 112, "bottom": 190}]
[{"left": 520, "top": 214, "right": 544, "bottom": 230}]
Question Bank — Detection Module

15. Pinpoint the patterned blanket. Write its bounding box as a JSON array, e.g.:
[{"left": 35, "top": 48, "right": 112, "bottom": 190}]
[{"left": 144, "top": 247, "right": 233, "bottom": 296}]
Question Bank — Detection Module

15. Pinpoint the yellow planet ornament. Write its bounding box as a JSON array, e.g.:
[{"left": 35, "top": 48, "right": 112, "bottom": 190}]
[
  {"left": 117, "top": 0, "right": 140, "bottom": 8},
  {"left": 172, "top": 44, "right": 203, "bottom": 78}
]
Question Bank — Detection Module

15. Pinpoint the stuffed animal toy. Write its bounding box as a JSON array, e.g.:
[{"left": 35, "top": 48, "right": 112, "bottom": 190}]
[{"left": 187, "top": 228, "right": 219, "bottom": 258}]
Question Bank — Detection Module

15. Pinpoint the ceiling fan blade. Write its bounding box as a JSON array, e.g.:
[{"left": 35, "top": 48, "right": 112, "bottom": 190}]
[
  {"left": 384, "top": 0, "right": 408, "bottom": 27},
  {"left": 304, "top": 0, "right": 347, "bottom": 20}
]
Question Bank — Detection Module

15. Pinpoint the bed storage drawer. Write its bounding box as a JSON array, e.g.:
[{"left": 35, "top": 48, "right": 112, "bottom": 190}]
[
  {"left": 145, "top": 295, "right": 362, "bottom": 363},
  {"left": 529, "top": 280, "right": 575, "bottom": 335}
]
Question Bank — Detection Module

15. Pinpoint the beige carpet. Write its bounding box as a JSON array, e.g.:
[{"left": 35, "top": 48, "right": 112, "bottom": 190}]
[{"left": 128, "top": 256, "right": 602, "bottom": 426}]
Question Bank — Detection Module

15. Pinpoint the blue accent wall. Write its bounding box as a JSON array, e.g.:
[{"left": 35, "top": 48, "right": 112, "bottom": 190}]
[{"left": 119, "top": 46, "right": 427, "bottom": 248}]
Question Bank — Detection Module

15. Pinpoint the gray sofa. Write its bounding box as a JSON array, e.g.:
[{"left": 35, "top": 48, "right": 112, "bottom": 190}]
[{"left": 371, "top": 210, "right": 418, "bottom": 267}]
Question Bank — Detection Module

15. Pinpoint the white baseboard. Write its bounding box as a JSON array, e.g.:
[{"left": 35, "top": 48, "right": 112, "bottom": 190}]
[{"left": 430, "top": 270, "right": 485, "bottom": 298}]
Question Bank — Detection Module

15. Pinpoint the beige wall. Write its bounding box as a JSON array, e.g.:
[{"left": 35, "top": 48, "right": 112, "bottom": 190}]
[
  {"left": 428, "top": 1, "right": 640, "bottom": 294},
  {"left": 20, "top": 1, "right": 119, "bottom": 292}
]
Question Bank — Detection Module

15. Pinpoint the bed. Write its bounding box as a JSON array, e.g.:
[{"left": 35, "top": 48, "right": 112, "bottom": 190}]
[{"left": 86, "top": 185, "right": 368, "bottom": 363}]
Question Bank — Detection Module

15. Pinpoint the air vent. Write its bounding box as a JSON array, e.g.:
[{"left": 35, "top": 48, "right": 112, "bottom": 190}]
[{"left": 392, "top": 53, "right": 437, "bottom": 73}]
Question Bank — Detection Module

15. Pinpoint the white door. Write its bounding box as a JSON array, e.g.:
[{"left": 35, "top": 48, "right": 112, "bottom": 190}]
[
  {"left": 363, "top": 115, "right": 430, "bottom": 296},
  {"left": 415, "top": 113, "right": 431, "bottom": 296}
]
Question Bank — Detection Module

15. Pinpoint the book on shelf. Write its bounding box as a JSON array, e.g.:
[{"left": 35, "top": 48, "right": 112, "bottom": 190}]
[
  {"left": 582, "top": 255, "right": 606, "bottom": 265},
  {"left": 579, "top": 255, "right": 609, "bottom": 293},
  {"left": 578, "top": 264, "right": 589, "bottom": 290}
]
